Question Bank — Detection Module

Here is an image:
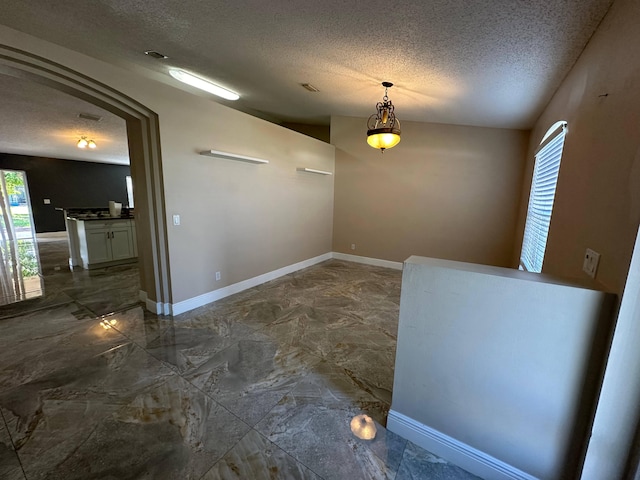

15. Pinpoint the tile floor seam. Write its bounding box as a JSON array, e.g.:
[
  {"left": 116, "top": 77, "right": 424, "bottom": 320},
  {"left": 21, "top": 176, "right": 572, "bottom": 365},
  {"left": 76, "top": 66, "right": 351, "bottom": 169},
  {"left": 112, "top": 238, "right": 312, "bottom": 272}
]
[
  {"left": 393, "top": 437, "right": 410, "bottom": 480},
  {"left": 0, "top": 299, "right": 75, "bottom": 321},
  {"left": 253, "top": 427, "right": 328, "bottom": 480},
  {"left": 0, "top": 405, "right": 28, "bottom": 480},
  {"left": 1, "top": 250, "right": 478, "bottom": 479},
  {"left": 107, "top": 329, "right": 259, "bottom": 446},
  {"left": 194, "top": 431, "right": 247, "bottom": 480}
]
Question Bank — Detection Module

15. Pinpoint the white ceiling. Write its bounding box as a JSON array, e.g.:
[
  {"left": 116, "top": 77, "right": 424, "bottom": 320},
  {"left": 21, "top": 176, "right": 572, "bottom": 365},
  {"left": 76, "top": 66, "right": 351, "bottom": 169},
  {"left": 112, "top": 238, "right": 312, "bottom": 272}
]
[
  {"left": 0, "top": 0, "right": 614, "bottom": 162},
  {"left": 0, "top": 74, "right": 129, "bottom": 165}
]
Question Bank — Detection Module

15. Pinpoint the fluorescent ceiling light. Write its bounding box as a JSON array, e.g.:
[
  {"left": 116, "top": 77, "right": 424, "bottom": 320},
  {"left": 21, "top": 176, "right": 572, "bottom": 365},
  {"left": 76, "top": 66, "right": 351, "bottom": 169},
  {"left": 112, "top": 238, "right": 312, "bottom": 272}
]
[{"left": 169, "top": 68, "right": 239, "bottom": 101}]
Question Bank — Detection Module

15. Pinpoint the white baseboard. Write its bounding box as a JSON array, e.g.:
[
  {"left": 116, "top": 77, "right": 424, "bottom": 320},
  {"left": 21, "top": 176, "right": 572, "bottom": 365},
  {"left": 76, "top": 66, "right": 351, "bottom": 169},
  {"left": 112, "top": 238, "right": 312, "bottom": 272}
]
[
  {"left": 152, "top": 251, "right": 401, "bottom": 317},
  {"left": 387, "top": 410, "right": 538, "bottom": 480},
  {"left": 139, "top": 290, "right": 170, "bottom": 315},
  {"left": 170, "top": 252, "right": 333, "bottom": 316},
  {"left": 331, "top": 252, "right": 403, "bottom": 270}
]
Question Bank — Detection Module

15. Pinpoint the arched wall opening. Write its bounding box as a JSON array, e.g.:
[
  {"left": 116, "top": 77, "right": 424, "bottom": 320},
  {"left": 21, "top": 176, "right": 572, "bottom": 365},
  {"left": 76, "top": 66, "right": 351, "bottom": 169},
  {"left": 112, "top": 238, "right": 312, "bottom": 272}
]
[{"left": 0, "top": 44, "right": 171, "bottom": 312}]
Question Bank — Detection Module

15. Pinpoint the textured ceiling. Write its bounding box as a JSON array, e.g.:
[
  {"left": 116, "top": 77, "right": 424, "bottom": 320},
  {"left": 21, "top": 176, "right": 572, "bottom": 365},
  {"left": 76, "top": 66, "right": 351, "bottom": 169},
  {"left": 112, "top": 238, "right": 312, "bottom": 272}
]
[
  {"left": 0, "top": 0, "right": 614, "bottom": 162},
  {"left": 0, "top": 75, "right": 129, "bottom": 165}
]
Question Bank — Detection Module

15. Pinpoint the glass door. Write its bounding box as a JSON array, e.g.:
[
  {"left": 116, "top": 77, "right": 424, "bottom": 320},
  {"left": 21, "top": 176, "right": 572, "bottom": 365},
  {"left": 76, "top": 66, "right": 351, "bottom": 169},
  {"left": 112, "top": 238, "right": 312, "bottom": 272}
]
[{"left": 0, "top": 169, "right": 42, "bottom": 305}]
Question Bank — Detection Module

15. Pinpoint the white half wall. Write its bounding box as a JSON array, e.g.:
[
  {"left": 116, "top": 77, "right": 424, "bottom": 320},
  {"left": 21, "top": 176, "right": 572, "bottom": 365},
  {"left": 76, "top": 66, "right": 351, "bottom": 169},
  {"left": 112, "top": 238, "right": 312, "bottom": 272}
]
[{"left": 390, "top": 256, "right": 616, "bottom": 479}]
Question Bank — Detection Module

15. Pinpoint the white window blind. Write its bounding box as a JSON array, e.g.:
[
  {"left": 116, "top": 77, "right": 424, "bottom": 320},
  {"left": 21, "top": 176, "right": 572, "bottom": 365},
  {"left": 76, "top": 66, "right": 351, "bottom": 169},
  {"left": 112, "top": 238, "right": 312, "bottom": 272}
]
[{"left": 520, "top": 124, "right": 567, "bottom": 272}]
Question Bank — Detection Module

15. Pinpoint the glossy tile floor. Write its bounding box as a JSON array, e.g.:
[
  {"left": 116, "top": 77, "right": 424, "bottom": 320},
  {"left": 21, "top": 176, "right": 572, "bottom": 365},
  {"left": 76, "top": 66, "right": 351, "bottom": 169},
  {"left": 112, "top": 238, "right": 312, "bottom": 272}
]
[{"left": 0, "top": 235, "right": 481, "bottom": 479}]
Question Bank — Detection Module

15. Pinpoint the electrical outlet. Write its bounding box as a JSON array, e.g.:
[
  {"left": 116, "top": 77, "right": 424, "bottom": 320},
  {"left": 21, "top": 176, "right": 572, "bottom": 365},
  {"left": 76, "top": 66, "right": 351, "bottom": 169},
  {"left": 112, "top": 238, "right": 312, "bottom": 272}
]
[
  {"left": 43, "top": 198, "right": 51, "bottom": 204},
  {"left": 583, "top": 248, "right": 600, "bottom": 278},
  {"left": 351, "top": 243, "right": 356, "bottom": 250},
  {"left": 215, "top": 271, "right": 221, "bottom": 281},
  {"left": 173, "top": 214, "right": 180, "bottom": 226}
]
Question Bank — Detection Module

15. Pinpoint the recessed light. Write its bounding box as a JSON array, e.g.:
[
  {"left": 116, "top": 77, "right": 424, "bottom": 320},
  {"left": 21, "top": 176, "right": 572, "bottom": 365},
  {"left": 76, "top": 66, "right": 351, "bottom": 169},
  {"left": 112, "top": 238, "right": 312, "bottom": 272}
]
[
  {"left": 169, "top": 68, "right": 240, "bottom": 101},
  {"left": 145, "top": 50, "right": 168, "bottom": 59}
]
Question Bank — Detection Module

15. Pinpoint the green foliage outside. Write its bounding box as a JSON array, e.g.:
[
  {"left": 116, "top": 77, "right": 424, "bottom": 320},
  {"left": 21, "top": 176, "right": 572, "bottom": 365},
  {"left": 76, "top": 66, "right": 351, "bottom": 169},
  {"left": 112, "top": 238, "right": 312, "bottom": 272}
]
[
  {"left": 0, "top": 171, "right": 38, "bottom": 278},
  {"left": 3, "top": 171, "right": 23, "bottom": 196},
  {"left": 18, "top": 240, "right": 39, "bottom": 277},
  {"left": 0, "top": 171, "right": 39, "bottom": 278},
  {"left": 11, "top": 214, "right": 30, "bottom": 228},
  {"left": 0, "top": 240, "right": 39, "bottom": 278}
]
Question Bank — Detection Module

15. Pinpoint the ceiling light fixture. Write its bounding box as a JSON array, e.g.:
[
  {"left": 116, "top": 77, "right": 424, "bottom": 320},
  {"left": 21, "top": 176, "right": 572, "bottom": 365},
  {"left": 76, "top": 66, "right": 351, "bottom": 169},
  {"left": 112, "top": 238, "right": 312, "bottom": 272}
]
[
  {"left": 169, "top": 68, "right": 240, "bottom": 101},
  {"left": 367, "top": 81, "right": 401, "bottom": 153},
  {"left": 77, "top": 136, "right": 97, "bottom": 149}
]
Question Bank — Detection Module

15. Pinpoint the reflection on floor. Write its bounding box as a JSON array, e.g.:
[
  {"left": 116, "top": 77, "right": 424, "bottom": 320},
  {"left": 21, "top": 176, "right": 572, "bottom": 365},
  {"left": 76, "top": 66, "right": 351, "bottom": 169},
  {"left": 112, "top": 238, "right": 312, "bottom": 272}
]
[
  {"left": 0, "top": 256, "right": 481, "bottom": 479},
  {"left": 0, "top": 232, "right": 140, "bottom": 319}
]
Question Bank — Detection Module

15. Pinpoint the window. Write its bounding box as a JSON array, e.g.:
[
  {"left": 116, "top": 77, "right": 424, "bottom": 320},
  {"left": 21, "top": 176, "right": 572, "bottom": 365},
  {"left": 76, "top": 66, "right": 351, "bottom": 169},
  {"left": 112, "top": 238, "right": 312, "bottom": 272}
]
[
  {"left": 520, "top": 121, "right": 567, "bottom": 273},
  {"left": 126, "top": 176, "right": 134, "bottom": 208}
]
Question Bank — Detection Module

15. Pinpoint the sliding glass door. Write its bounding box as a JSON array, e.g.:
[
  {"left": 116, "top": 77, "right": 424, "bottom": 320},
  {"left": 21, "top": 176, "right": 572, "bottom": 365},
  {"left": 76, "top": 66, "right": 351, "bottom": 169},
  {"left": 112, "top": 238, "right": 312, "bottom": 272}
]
[{"left": 0, "top": 169, "right": 42, "bottom": 305}]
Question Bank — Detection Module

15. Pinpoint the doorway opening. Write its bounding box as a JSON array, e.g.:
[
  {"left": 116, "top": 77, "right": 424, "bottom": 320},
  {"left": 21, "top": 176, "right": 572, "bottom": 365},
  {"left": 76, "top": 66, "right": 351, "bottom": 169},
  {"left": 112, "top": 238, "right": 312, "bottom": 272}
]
[
  {"left": 0, "top": 169, "right": 42, "bottom": 304},
  {"left": 0, "top": 44, "right": 171, "bottom": 313}
]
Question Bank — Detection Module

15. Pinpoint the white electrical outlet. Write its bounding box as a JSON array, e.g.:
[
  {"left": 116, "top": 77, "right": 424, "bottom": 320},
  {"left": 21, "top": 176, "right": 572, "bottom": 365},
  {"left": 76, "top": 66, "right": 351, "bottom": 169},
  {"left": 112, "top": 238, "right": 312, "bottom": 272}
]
[
  {"left": 351, "top": 243, "right": 356, "bottom": 250},
  {"left": 173, "top": 214, "right": 180, "bottom": 226},
  {"left": 583, "top": 248, "right": 600, "bottom": 278},
  {"left": 43, "top": 198, "right": 51, "bottom": 204},
  {"left": 215, "top": 271, "right": 221, "bottom": 281}
]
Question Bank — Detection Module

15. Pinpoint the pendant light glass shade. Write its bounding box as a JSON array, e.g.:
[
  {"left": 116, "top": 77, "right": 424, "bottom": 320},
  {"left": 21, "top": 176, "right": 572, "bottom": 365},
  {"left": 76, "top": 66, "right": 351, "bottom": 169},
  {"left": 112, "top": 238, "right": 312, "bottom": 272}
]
[
  {"left": 366, "top": 130, "right": 401, "bottom": 150},
  {"left": 367, "top": 82, "right": 401, "bottom": 152}
]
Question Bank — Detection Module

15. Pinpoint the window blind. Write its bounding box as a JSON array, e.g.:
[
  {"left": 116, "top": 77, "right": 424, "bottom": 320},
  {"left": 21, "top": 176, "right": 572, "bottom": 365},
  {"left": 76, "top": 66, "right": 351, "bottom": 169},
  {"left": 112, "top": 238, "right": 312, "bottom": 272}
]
[{"left": 520, "top": 126, "right": 566, "bottom": 273}]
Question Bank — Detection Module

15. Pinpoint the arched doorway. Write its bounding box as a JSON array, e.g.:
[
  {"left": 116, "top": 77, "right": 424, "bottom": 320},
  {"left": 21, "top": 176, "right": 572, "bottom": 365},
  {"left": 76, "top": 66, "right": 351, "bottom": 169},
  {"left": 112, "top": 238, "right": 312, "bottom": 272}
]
[{"left": 0, "top": 44, "right": 171, "bottom": 312}]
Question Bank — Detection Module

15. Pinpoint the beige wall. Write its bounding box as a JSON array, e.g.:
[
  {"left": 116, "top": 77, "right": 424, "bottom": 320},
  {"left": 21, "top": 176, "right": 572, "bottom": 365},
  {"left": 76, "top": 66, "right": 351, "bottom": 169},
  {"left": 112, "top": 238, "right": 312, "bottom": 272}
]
[
  {"left": 516, "top": 0, "right": 640, "bottom": 296},
  {"left": 518, "top": 0, "right": 640, "bottom": 477},
  {"left": 0, "top": 26, "right": 335, "bottom": 305},
  {"left": 160, "top": 102, "right": 335, "bottom": 302},
  {"left": 331, "top": 115, "right": 528, "bottom": 267}
]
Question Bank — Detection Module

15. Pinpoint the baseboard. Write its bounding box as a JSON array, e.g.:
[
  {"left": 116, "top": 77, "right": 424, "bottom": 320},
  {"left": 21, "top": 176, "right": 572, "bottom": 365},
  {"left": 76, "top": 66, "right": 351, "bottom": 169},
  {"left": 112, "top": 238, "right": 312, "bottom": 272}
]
[
  {"left": 139, "top": 290, "right": 170, "bottom": 315},
  {"left": 331, "top": 252, "right": 403, "bottom": 270},
  {"left": 170, "top": 252, "right": 333, "bottom": 316},
  {"left": 387, "top": 410, "right": 538, "bottom": 480}
]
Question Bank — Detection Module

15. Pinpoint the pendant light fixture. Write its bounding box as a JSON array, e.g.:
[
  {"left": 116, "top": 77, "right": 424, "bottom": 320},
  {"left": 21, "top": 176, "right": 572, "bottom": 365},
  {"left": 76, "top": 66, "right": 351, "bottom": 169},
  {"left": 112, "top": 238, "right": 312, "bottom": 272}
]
[{"left": 367, "top": 82, "right": 401, "bottom": 152}]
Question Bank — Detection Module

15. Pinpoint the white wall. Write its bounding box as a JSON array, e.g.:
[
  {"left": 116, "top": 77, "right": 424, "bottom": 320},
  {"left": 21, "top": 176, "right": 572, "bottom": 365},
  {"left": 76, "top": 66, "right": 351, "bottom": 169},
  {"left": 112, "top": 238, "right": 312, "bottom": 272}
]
[
  {"left": 0, "top": 25, "right": 335, "bottom": 308},
  {"left": 389, "top": 256, "right": 615, "bottom": 479}
]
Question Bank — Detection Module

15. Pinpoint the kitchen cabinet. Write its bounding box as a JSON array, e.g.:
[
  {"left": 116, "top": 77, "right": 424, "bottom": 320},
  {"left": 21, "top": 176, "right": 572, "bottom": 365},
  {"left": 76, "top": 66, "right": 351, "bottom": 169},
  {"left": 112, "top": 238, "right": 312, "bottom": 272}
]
[{"left": 74, "top": 219, "right": 137, "bottom": 269}]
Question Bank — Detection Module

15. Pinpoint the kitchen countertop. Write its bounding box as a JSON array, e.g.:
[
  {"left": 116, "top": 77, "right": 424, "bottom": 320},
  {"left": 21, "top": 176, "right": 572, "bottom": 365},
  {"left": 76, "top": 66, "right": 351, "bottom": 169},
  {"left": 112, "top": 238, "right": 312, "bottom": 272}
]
[{"left": 67, "top": 215, "right": 135, "bottom": 221}]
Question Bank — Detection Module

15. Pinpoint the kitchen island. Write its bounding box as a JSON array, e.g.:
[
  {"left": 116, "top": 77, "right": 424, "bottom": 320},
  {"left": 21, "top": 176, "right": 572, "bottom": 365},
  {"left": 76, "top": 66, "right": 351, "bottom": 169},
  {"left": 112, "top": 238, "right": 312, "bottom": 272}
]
[{"left": 62, "top": 207, "right": 137, "bottom": 269}]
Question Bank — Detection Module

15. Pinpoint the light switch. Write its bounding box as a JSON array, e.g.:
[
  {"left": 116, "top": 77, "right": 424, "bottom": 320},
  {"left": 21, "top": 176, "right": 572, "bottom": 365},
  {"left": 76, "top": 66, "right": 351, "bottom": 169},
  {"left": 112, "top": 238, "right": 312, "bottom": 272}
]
[
  {"left": 583, "top": 248, "right": 600, "bottom": 278},
  {"left": 173, "top": 214, "right": 180, "bottom": 226},
  {"left": 43, "top": 198, "right": 51, "bottom": 204}
]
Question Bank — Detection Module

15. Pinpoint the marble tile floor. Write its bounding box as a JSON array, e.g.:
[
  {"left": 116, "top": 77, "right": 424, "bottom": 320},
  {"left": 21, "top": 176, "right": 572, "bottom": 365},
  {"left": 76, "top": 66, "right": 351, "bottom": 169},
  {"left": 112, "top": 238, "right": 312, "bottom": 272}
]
[
  {"left": 0, "top": 258, "right": 481, "bottom": 479},
  {"left": 0, "top": 233, "right": 141, "bottom": 319}
]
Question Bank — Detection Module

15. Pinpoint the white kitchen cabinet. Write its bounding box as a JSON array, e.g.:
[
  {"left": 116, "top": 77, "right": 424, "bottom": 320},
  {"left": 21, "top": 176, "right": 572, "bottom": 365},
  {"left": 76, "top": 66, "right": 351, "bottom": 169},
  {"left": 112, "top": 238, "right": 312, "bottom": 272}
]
[{"left": 74, "top": 219, "right": 137, "bottom": 269}]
